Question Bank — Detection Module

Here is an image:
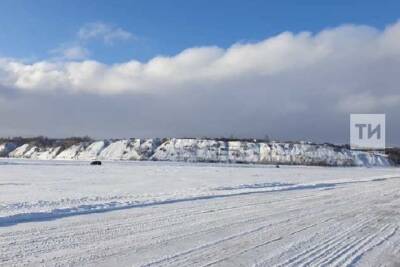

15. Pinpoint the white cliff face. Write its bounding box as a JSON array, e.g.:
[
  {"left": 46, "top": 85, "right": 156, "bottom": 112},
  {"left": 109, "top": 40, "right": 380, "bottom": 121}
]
[
  {"left": 76, "top": 141, "right": 109, "bottom": 160},
  {"left": 228, "top": 141, "right": 259, "bottom": 163},
  {"left": 8, "top": 144, "right": 31, "bottom": 158},
  {"left": 30, "top": 147, "right": 62, "bottom": 160},
  {"left": 98, "top": 140, "right": 141, "bottom": 160},
  {"left": 197, "top": 140, "right": 229, "bottom": 162},
  {"left": 0, "top": 138, "right": 393, "bottom": 167},
  {"left": 139, "top": 139, "right": 162, "bottom": 158},
  {"left": 151, "top": 139, "right": 229, "bottom": 162},
  {"left": 259, "top": 143, "right": 356, "bottom": 166},
  {"left": 56, "top": 144, "right": 87, "bottom": 160},
  {"left": 149, "top": 139, "right": 391, "bottom": 167}
]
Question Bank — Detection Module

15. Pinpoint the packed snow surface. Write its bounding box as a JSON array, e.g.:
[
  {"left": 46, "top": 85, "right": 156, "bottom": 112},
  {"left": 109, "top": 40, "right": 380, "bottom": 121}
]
[
  {"left": 0, "top": 159, "right": 399, "bottom": 266},
  {"left": 0, "top": 138, "right": 392, "bottom": 166}
]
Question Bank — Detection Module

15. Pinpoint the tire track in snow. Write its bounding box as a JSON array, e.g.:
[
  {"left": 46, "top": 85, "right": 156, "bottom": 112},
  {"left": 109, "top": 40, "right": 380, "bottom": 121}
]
[
  {"left": 270, "top": 217, "right": 373, "bottom": 267},
  {"left": 321, "top": 225, "right": 398, "bottom": 266},
  {"left": 140, "top": 224, "right": 272, "bottom": 267},
  {"left": 311, "top": 224, "right": 396, "bottom": 266},
  {"left": 257, "top": 184, "right": 400, "bottom": 267},
  {"left": 346, "top": 226, "right": 399, "bottom": 266},
  {"left": 146, "top": 210, "right": 342, "bottom": 266},
  {"left": 202, "top": 218, "right": 335, "bottom": 267}
]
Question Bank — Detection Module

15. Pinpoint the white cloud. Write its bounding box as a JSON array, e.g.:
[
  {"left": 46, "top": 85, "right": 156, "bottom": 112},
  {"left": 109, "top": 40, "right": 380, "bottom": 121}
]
[
  {"left": 78, "top": 22, "right": 134, "bottom": 44},
  {"left": 50, "top": 45, "right": 90, "bottom": 60},
  {"left": 48, "top": 22, "right": 133, "bottom": 61},
  {"left": 2, "top": 21, "right": 400, "bottom": 98}
]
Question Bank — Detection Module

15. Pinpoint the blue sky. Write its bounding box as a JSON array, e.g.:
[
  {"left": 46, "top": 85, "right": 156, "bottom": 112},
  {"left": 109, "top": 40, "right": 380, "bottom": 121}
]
[{"left": 1, "top": 0, "right": 399, "bottom": 63}]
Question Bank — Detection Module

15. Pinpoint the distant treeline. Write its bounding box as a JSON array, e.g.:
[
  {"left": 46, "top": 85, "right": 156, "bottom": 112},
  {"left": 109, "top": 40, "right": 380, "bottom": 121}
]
[{"left": 0, "top": 136, "right": 93, "bottom": 148}]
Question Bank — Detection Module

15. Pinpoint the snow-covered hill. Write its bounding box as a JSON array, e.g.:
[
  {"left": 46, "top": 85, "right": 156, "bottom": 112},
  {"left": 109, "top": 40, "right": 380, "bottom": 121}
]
[{"left": 0, "top": 138, "right": 392, "bottom": 167}]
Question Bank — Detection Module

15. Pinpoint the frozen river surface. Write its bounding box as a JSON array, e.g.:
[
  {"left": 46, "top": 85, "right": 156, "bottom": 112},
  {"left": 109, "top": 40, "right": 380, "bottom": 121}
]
[{"left": 0, "top": 159, "right": 399, "bottom": 266}]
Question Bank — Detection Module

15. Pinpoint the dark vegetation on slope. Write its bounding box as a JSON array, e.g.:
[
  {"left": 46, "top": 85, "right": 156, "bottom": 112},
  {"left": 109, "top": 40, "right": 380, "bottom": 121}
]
[
  {"left": 386, "top": 148, "right": 400, "bottom": 165},
  {"left": 0, "top": 136, "right": 93, "bottom": 148}
]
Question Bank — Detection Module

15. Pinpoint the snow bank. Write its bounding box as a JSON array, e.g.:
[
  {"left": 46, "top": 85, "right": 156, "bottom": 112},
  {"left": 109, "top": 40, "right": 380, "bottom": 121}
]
[{"left": 0, "top": 138, "right": 393, "bottom": 167}]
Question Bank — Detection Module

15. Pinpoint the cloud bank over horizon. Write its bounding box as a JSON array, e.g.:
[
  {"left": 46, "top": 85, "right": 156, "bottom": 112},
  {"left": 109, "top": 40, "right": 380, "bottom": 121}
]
[{"left": 0, "top": 21, "right": 399, "bottom": 144}]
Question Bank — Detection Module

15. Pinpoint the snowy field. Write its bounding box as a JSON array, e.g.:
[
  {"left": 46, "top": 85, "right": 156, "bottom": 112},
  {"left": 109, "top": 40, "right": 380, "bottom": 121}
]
[{"left": 1, "top": 159, "right": 400, "bottom": 266}]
